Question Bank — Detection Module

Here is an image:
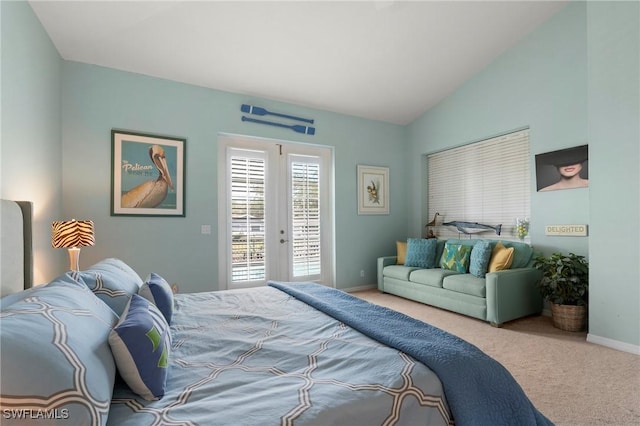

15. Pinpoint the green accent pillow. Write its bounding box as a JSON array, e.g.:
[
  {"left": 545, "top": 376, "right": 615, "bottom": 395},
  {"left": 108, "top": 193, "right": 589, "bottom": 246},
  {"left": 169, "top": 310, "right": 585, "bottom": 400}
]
[{"left": 440, "top": 243, "right": 472, "bottom": 273}]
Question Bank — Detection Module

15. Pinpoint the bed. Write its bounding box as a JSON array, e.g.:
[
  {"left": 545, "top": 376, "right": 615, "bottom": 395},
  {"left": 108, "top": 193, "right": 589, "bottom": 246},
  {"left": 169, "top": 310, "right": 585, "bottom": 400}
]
[{"left": 0, "top": 199, "right": 552, "bottom": 426}]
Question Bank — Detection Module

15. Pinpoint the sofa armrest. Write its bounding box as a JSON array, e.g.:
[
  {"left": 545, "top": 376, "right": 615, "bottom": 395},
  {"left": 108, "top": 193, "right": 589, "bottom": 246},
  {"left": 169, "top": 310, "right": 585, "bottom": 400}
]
[
  {"left": 485, "top": 267, "right": 543, "bottom": 326},
  {"left": 377, "top": 256, "right": 397, "bottom": 291}
]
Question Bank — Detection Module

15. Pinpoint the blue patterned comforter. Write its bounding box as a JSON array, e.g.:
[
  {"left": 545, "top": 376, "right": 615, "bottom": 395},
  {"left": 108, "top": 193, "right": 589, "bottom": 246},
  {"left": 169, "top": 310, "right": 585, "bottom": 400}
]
[
  {"left": 269, "top": 281, "right": 553, "bottom": 426},
  {"left": 108, "top": 286, "right": 452, "bottom": 425}
]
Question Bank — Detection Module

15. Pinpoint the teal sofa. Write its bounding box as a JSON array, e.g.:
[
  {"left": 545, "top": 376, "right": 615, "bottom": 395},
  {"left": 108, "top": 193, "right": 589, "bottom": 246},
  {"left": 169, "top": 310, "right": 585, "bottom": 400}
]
[{"left": 377, "top": 239, "right": 543, "bottom": 326}]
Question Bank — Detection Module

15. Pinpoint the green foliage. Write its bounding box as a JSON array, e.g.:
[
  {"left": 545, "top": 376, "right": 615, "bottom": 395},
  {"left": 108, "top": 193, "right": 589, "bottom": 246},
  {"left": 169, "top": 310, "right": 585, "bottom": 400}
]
[{"left": 533, "top": 252, "right": 589, "bottom": 306}]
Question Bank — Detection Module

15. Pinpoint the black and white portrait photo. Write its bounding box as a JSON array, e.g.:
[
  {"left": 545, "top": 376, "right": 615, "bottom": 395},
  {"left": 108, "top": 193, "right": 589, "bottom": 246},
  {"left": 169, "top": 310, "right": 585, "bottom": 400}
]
[{"left": 535, "top": 144, "right": 589, "bottom": 192}]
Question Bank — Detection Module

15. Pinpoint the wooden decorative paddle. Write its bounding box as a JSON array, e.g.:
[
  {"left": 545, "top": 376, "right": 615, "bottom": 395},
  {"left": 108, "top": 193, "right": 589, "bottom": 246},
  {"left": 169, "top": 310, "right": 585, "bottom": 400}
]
[
  {"left": 242, "top": 116, "right": 316, "bottom": 135},
  {"left": 241, "top": 104, "right": 314, "bottom": 124}
]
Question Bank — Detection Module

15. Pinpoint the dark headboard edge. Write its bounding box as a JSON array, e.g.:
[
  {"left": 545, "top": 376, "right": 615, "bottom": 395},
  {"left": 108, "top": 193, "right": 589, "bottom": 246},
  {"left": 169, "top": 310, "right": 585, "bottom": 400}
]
[{"left": 16, "top": 201, "right": 33, "bottom": 290}]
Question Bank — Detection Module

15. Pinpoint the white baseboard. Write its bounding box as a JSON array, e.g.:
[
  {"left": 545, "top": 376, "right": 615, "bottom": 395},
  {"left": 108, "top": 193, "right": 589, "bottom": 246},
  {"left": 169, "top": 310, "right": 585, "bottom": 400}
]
[
  {"left": 543, "top": 308, "right": 638, "bottom": 355},
  {"left": 343, "top": 284, "right": 376, "bottom": 293},
  {"left": 587, "top": 333, "right": 640, "bottom": 355},
  {"left": 346, "top": 291, "right": 639, "bottom": 355}
]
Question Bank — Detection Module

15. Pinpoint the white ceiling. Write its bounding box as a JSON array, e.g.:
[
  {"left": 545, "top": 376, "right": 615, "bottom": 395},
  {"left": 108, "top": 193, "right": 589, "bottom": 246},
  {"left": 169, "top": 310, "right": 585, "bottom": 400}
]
[{"left": 29, "top": 1, "right": 567, "bottom": 125}]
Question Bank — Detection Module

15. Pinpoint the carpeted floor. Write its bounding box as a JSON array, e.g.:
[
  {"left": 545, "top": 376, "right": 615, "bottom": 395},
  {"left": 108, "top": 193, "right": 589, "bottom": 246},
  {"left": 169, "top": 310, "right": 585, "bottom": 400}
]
[{"left": 351, "top": 289, "right": 640, "bottom": 426}]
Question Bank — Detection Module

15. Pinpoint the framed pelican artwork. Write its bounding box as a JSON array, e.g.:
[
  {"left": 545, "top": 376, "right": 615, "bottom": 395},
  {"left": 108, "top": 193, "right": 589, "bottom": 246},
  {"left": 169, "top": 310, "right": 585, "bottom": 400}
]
[{"left": 111, "top": 130, "right": 186, "bottom": 216}]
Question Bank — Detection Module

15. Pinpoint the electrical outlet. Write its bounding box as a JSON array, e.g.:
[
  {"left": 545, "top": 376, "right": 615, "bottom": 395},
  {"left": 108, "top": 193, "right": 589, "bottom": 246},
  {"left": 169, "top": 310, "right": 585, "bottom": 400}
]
[
  {"left": 360, "top": 270, "right": 365, "bottom": 278},
  {"left": 201, "top": 225, "right": 211, "bottom": 235}
]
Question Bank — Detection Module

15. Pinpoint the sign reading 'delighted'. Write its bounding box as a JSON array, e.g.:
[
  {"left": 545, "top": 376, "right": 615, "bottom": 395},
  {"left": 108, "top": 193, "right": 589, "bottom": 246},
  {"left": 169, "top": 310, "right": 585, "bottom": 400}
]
[{"left": 545, "top": 224, "right": 588, "bottom": 236}]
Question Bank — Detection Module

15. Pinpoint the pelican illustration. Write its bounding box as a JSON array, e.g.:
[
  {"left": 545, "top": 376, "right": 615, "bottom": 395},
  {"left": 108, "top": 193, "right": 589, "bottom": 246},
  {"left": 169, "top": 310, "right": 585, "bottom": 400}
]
[{"left": 121, "top": 145, "right": 174, "bottom": 208}]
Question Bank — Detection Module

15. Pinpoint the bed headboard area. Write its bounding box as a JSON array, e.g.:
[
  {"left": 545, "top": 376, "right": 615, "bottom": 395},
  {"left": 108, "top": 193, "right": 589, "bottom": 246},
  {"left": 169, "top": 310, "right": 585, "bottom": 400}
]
[{"left": 1, "top": 199, "right": 34, "bottom": 297}]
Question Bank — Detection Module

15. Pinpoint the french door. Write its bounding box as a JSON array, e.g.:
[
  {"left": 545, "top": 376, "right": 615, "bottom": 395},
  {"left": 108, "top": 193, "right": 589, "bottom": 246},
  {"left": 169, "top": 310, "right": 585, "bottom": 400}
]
[{"left": 218, "top": 134, "right": 334, "bottom": 289}]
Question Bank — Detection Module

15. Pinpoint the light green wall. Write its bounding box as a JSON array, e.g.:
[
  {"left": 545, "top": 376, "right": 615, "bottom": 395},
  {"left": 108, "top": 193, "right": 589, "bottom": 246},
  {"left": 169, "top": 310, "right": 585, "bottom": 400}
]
[
  {"left": 3, "top": 1, "right": 638, "bottom": 349},
  {"left": 61, "top": 62, "right": 408, "bottom": 292},
  {"left": 407, "top": 1, "right": 639, "bottom": 350},
  {"left": 407, "top": 2, "right": 588, "bottom": 257},
  {"left": 587, "top": 1, "right": 639, "bottom": 349},
  {"left": 0, "top": 1, "right": 65, "bottom": 283}
]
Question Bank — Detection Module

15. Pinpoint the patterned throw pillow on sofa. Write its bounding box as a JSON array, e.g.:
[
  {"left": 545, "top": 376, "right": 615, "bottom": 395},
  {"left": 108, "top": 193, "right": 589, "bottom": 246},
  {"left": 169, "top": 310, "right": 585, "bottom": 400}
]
[
  {"left": 469, "top": 241, "right": 493, "bottom": 278},
  {"left": 404, "top": 238, "right": 438, "bottom": 268},
  {"left": 440, "top": 243, "right": 472, "bottom": 273}
]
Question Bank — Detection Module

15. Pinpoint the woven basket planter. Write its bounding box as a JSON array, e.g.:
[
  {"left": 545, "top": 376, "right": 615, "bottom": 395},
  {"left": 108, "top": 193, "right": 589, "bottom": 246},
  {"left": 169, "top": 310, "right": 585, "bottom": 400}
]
[{"left": 551, "top": 303, "right": 586, "bottom": 332}]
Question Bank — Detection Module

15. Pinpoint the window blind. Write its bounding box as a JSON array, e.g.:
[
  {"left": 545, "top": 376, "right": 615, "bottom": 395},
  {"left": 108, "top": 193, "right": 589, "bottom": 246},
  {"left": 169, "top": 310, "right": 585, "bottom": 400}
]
[
  {"left": 290, "top": 160, "right": 321, "bottom": 278},
  {"left": 427, "top": 129, "right": 530, "bottom": 241},
  {"left": 230, "top": 154, "right": 266, "bottom": 282}
]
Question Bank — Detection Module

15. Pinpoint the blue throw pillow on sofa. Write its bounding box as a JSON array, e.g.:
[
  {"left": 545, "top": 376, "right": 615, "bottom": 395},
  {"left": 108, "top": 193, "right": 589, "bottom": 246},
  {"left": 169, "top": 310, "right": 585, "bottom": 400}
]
[
  {"left": 404, "top": 238, "right": 438, "bottom": 268},
  {"left": 469, "top": 240, "right": 493, "bottom": 278}
]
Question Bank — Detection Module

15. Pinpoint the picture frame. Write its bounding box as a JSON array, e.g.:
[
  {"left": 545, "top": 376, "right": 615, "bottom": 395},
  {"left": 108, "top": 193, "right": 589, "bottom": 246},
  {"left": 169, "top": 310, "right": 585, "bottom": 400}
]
[
  {"left": 111, "top": 130, "right": 185, "bottom": 216},
  {"left": 357, "top": 165, "right": 389, "bottom": 215},
  {"left": 535, "top": 144, "right": 588, "bottom": 192}
]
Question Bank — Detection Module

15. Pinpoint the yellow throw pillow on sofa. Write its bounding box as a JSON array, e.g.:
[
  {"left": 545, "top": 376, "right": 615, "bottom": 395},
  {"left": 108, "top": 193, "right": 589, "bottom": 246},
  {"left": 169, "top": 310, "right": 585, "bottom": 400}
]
[
  {"left": 488, "top": 241, "right": 514, "bottom": 272},
  {"left": 397, "top": 241, "right": 407, "bottom": 265}
]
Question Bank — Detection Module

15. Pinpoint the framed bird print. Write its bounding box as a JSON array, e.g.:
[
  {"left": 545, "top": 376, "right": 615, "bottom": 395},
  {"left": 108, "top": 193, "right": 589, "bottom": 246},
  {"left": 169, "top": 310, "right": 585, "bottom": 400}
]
[
  {"left": 111, "top": 130, "right": 186, "bottom": 217},
  {"left": 357, "top": 165, "right": 389, "bottom": 215}
]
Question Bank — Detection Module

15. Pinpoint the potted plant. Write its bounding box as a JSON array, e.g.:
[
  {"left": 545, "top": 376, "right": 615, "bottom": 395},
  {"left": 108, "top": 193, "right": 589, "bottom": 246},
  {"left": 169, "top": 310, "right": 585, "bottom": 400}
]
[{"left": 532, "top": 252, "right": 589, "bottom": 331}]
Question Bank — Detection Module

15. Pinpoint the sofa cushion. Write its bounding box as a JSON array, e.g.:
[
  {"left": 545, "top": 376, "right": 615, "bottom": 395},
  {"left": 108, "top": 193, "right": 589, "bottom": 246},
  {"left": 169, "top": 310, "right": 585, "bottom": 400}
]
[
  {"left": 469, "top": 241, "right": 493, "bottom": 278},
  {"left": 488, "top": 241, "right": 514, "bottom": 272},
  {"left": 435, "top": 239, "right": 447, "bottom": 265},
  {"left": 396, "top": 241, "right": 407, "bottom": 264},
  {"left": 409, "top": 268, "right": 459, "bottom": 288},
  {"left": 443, "top": 274, "right": 487, "bottom": 298},
  {"left": 404, "top": 238, "right": 438, "bottom": 268},
  {"left": 383, "top": 265, "right": 420, "bottom": 281},
  {"left": 440, "top": 243, "right": 472, "bottom": 273},
  {"left": 502, "top": 241, "right": 534, "bottom": 268}
]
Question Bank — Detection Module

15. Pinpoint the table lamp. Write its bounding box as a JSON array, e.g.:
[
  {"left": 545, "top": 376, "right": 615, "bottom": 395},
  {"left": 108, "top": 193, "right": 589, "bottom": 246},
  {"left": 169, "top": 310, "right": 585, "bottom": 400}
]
[{"left": 51, "top": 220, "right": 95, "bottom": 271}]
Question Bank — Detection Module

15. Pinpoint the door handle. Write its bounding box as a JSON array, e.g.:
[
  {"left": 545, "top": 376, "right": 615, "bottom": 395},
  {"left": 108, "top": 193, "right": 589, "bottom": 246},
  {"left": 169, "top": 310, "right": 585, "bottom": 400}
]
[{"left": 280, "top": 239, "right": 288, "bottom": 244}]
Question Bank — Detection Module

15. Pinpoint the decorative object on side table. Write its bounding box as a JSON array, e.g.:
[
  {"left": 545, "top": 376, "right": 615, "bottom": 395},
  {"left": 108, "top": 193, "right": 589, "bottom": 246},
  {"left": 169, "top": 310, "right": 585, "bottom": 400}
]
[
  {"left": 515, "top": 217, "right": 530, "bottom": 241},
  {"left": 425, "top": 212, "right": 440, "bottom": 238},
  {"left": 533, "top": 252, "right": 589, "bottom": 332}
]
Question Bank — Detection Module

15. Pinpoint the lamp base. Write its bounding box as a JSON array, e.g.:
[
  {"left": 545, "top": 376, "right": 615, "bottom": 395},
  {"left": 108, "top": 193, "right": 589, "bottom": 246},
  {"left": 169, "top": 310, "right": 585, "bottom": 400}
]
[{"left": 67, "top": 247, "right": 81, "bottom": 271}]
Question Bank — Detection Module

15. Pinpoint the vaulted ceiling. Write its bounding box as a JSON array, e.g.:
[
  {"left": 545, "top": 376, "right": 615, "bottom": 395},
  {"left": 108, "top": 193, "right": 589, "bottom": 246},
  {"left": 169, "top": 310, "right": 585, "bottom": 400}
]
[{"left": 29, "top": 1, "right": 567, "bottom": 124}]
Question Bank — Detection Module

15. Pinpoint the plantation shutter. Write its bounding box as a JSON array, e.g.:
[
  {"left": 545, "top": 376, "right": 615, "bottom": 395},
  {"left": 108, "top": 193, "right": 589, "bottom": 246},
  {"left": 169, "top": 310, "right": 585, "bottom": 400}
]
[
  {"left": 230, "top": 149, "right": 266, "bottom": 282},
  {"left": 290, "top": 156, "right": 321, "bottom": 278},
  {"left": 427, "top": 129, "right": 530, "bottom": 241}
]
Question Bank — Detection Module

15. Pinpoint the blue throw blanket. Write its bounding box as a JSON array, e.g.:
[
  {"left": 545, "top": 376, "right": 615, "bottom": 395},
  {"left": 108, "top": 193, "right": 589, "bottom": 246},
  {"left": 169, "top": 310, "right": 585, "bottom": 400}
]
[{"left": 269, "top": 281, "right": 553, "bottom": 426}]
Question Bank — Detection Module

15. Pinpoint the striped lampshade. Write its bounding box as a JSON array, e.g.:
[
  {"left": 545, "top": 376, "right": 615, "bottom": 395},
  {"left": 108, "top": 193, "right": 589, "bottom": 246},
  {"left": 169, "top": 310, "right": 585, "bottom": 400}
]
[{"left": 51, "top": 220, "right": 95, "bottom": 248}]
